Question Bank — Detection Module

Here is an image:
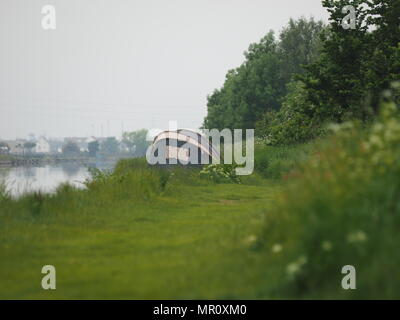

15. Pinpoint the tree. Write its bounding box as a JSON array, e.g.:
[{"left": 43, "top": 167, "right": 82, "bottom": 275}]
[
  {"left": 258, "top": 0, "right": 400, "bottom": 146},
  {"left": 62, "top": 141, "right": 80, "bottom": 156},
  {"left": 364, "top": 0, "right": 400, "bottom": 111},
  {"left": 256, "top": 81, "right": 325, "bottom": 145},
  {"left": 203, "top": 31, "right": 282, "bottom": 130},
  {"left": 300, "top": 0, "right": 400, "bottom": 122},
  {"left": 279, "top": 17, "right": 325, "bottom": 82},
  {"left": 203, "top": 17, "right": 325, "bottom": 131},
  {"left": 122, "top": 129, "right": 150, "bottom": 157},
  {"left": 0, "top": 142, "right": 10, "bottom": 154},
  {"left": 23, "top": 142, "right": 36, "bottom": 154},
  {"left": 88, "top": 140, "right": 99, "bottom": 157},
  {"left": 100, "top": 137, "right": 119, "bottom": 155}
]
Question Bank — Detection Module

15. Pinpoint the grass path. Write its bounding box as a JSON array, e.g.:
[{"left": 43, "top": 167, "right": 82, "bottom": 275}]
[{"left": 0, "top": 181, "right": 280, "bottom": 299}]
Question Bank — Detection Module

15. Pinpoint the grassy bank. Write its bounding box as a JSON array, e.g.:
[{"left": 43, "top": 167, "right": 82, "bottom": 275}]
[
  {"left": 257, "top": 102, "right": 400, "bottom": 299},
  {"left": 1, "top": 103, "right": 400, "bottom": 299},
  {"left": 0, "top": 158, "right": 282, "bottom": 299},
  {"left": 0, "top": 154, "right": 13, "bottom": 164}
]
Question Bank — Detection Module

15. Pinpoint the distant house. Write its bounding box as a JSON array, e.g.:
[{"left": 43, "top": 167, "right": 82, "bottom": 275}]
[
  {"left": 48, "top": 139, "right": 64, "bottom": 154},
  {"left": 85, "top": 136, "right": 100, "bottom": 153},
  {"left": 5, "top": 140, "right": 25, "bottom": 155},
  {"left": 0, "top": 141, "right": 10, "bottom": 154},
  {"left": 64, "top": 137, "right": 96, "bottom": 153},
  {"left": 35, "top": 137, "right": 51, "bottom": 154},
  {"left": 86, "top": 136, "right": 97, "bottom": 144}
]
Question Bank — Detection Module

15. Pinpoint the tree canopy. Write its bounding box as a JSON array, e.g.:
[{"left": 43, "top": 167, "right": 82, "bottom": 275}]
[
  {"left": 204, "top": 1, "right": 400, "bottom": 146},
  {"left": 100, "top": 137, "right": 120, "bottom": 155},
  {"left": 203, "top": 17, "right": 325, "bottom": 130},
  {"left": 88, "top": 140, "right": 100, "bottom": 157},
  {"left": 62, "top": 141, "right": 80, "bottom": 155},
  {"left": 122, "top": 129, "right": 149, "bottom": 157},
  {"left": 300, "top": 0, "right": 400, "bottom": 122}
]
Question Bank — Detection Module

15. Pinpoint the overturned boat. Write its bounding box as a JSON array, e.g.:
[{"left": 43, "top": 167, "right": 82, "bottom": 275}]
[{"left": 147, "top": 129, "right": 220, "bottom": 165}]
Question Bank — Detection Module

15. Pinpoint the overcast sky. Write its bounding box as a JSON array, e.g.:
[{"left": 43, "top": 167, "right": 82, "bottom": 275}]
[{"left": 0, "top": 0, "right": 329, "bottom": 140}]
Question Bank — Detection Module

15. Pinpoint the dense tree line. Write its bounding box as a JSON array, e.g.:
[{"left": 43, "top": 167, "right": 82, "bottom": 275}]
[
  {"left": 203, "top": 17, "right": 325, "bottom": 130},
  {"left": 203, "top": 0, "right": 400, "bottom": 145}
]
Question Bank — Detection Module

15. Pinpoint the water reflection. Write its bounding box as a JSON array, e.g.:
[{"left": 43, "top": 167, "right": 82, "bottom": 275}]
[
  {"left": 61, "top": 162, "right": 81, "bottom": 177},
  {"left": 0, "top": 162, "right": 115, "bottom": 197}
]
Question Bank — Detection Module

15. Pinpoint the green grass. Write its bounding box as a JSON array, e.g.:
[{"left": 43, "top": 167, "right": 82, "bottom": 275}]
[
  {"left": 0, "top": 160, "right": 281, "bottom": 299},
  {"left": 0, "top": 154, "right": 13, "bottom": 162},
  {"left": 256, "top": 102, "right": 400, "bottom": 299},
  {"left": 1, "top": 102, "right": 400, "bottom": 299},
  {"left": 254, "top": 142, "right": 315, "bottom": 179}
]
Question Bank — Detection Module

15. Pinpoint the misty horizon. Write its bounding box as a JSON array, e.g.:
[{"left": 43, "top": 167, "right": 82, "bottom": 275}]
[{"left": 0, "top": 0, "right": 328, "bottom": 140}]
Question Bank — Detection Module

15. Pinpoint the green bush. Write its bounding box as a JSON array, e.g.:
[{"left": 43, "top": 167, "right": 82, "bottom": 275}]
[
  {"left": 84, "top": 162, "right": 164, "bottom": 201},
  {"left": 114, "top": 158, "right": 207, "bottom": 190},
  {"left": 199, "top": 164, "right": 241, "bottom": 184},
  {"left": 254, "top": 143, "right": 313, "bottom": 179},
  {"left": 256, "top": 81, "right": 327, "bottom": 145},
  {"left": 260, "top": 99, "right": 400, "bottom": 299},
  {"left": 0, "top": 181, "right": 10, "bottom": 205}
]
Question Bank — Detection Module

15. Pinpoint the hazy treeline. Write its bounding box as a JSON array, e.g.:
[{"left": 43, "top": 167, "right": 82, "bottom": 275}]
[{"left": 203, "top": 0, "right": 400, "bottom": 145}]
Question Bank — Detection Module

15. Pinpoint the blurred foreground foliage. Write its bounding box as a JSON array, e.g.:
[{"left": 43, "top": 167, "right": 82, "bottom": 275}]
[{"left": 258, "top": 93, "right": 400, "bottom": 298}]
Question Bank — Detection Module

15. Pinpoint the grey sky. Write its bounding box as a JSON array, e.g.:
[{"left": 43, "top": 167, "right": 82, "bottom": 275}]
[{"left": 0, "top": 0, "right": 328, "bottom": 139}]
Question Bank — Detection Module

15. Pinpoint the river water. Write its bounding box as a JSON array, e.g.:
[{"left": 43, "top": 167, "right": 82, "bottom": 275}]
[{"left": 0, "top": 162, "right": 115, "bottom": 198}]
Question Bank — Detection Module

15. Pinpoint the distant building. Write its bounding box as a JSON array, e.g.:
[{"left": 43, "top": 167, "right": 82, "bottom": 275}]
[
  {"left": 0, "top": 141, "right": 10, "bottom": 154},
  {"left": 35, "top": 137, "right": 51, "bottom": 154},
  {"left": 48, "top": 139, "right": 64, "bottom": 154},
  {"left": 63, "top": 137, "right": 88, "bottom": 153},
  {"left": 4, "top": 140, "right": 25, "bottom": 155},
  {"left": 64, "top": 136, "right": 108, "bottom": 153}
]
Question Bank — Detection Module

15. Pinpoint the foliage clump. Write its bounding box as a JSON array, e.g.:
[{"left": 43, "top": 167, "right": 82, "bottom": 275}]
[
  {"left": 260, "top": 92, "right": 400, "bottom": 298},
  {"left": 200, "top": 164, "right": 241, "bottom": 184},
  {"left": 203, "top": 17, "right": 325, "bottom": 131}
]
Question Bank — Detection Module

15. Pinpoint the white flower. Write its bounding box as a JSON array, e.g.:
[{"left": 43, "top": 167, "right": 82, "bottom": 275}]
[
  {"left": 322, "top": 241, "right": 333, "bottom": 251},
  {"left": 286, "top": 255, "right": 307, "bottom": 278},
  {"left": 347, "top": 230, "right": 367, "bottom": 243},
  {"left": 244, "top": 235, "right": 257, "bottom": 245},
  {"left": 286, "top": 262, "right": 300, "bottom": 276},
  {"left": 272, "top": 244, "right": 282, "bottom": 253}
]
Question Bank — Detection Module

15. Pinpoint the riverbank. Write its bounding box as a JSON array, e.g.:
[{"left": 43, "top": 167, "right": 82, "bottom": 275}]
[
  {"left": 1, "top": 112, "right": 400, "bottom": 299},
  {"left": 0, "top": 160, "right": 12, "bottom": 167},
  {"left": 0, "top": 154, "right": 90, "bottom": 167},
  {"left": 0, "top": 172, "right": 279, "bottom": 299},
  {"left": 0, "top": 146, "right": 307, "bottom": 299},
  {"left": 0, "top": 154, "right": 133, "bottom": 167},
  {"left": 0, "top": 154, "right": 13, "bottom": 167}
]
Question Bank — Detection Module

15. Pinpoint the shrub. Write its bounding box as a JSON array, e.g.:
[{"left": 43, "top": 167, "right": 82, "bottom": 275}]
[
  {"left": 256, "top": 81, "right": 327, "bottom": 146},
  {"left": 83, "top": 161, "right": 163, "bottom": 201},
  {"left": 0, "top": 181, "right": 10, "bottom": 205},
  {"left": 199, "top": 164, "right": 241, "bottom": 184},
  {"left": 260, "top": 97, "right": 400, "bottom": 299},
  {"left": 254, "top": 143, "right": 313, "bottom": 179}
]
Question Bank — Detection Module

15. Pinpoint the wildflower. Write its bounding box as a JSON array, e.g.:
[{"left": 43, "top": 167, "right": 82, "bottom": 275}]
[
  {"left": 347, "top": 230, "right": 367, "bottom": 244},
  {"left": 298, "top": 255, "right": 307, "bottom": 265},
  {"left": 286, "top": 255, "right": 307, "bottom": 278},
  {"left": 244, "top": 235, "right": 257, "bottom": 245},
  {"left": 369, "top": 135, "right": 383, "bottom": 148},
  {"left": 372, "top": 123, "right": 384, "bottom": 134},
  {"left": 286, "top": 262, "right": 300, "bottom": 276},
  {"left": 321, "top": 241, "right": 333, "bottom": 251},
  {"left": 272, "top": 243, "right": 282, "bottom": 253}
]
